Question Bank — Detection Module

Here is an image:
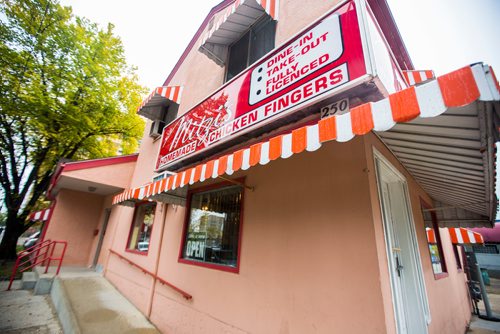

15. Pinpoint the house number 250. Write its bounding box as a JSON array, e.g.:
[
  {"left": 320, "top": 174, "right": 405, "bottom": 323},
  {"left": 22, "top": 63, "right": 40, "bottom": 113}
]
[{"left": 320, "top": 98, "right": 349, "bottom": 118}]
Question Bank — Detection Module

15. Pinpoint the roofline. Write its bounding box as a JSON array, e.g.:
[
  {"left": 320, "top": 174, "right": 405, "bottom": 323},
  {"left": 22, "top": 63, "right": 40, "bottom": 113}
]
[
  {"left": 62, "top": 154, "right": 138, "bottom": 172},
  {"left": 162, "top": 0, "right": 233, "bottom": 86},
  {"left": 162, "top": 0, "right": 413, "bottom": 86},
  {"left": 46, "top": 154, "right": 139, "bottom": 199}
]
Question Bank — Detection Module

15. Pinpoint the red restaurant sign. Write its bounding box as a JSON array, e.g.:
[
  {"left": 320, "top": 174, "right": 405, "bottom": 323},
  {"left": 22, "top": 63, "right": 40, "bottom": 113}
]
[{"left": 157, "top": 1, "right": 367, "bottom": 170}]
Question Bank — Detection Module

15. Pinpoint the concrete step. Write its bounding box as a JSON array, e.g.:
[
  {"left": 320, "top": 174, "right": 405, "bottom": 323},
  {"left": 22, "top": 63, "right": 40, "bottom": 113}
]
[
  {"left": 50, "top": 275, "right": 159, "bottom": 334},
  {"left": 33, "top": 274, "right": 54, "bottom": 295},
  {"left": 21, "top": 271, "right": 37, "bottom": 290}
]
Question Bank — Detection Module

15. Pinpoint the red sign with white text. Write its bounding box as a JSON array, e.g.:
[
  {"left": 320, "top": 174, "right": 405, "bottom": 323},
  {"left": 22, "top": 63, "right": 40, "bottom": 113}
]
[{"left": 157, "top": 1, "right": 366, "bottom": 170}]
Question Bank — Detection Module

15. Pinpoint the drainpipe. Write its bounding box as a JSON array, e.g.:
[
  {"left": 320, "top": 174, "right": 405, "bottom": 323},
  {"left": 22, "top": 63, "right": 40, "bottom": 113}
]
[{"left": 146, "top": 202, "right": 168, "bottom": 318}]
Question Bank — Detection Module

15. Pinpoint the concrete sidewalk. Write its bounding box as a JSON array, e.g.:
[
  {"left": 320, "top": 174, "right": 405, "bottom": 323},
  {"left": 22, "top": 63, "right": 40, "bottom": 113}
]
[{"left": 0, "top": 281, "right": 62, "bottom": 334}]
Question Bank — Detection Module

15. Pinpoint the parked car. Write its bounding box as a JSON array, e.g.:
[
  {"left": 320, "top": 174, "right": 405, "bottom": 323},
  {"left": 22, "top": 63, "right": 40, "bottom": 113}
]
[
  {"left": 137, "top": 241, "right": 149, "bottom": 252},
  {"left": 23, "top": 231, "right": 40, "bottom": 249}
]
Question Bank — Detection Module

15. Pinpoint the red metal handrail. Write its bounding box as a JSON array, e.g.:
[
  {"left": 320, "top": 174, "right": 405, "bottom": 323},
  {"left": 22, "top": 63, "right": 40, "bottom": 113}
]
[
  {"left": 7, "top": 240, "right": 68, "bottom": 291},
  {"left": 108, "top": 249, "right": 192, "bottom": 300}
]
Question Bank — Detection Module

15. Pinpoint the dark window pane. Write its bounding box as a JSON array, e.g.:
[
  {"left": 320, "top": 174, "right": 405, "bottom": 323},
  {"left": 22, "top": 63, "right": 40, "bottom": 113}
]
[
  {"left": 250, "top": 17, "right": 276, "bottom": 64},
  {"left": 128, "top": 202, "right": 156, "bottom": 252},
  {"left": 226, "top": 32, "right": 250, "bottom": 81},
  {"left": 225, "top": 14, "right": 276, "bottom": 82},
  {"left": 183, "top": 185, "right": 243, "bottom": 268}
]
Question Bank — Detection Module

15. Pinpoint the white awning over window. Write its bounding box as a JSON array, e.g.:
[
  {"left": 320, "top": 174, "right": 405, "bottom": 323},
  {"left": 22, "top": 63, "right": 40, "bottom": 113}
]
[
  {"left": 137, "top": 86, "right": 183, "bottom": 120},
  {"left": 199, "top": 0, "right": 279, "bottom": 66}
]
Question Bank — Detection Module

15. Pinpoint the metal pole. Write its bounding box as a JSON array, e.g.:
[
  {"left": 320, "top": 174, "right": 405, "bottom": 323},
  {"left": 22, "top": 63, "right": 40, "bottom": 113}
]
[{"left": 475, "top": 262, "right": 493, "bottom": 318}]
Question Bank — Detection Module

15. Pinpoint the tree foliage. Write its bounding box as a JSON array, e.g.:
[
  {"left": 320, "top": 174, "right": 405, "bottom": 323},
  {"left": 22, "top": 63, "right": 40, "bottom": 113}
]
[{"left": 0, "top": 0, "right": 146, "bottom": 259}]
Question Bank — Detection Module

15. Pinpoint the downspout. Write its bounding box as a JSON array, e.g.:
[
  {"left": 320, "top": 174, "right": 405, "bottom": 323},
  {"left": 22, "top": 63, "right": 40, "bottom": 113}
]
[{"left": 147, "top": 202, "right": 168, "bottom": 318}]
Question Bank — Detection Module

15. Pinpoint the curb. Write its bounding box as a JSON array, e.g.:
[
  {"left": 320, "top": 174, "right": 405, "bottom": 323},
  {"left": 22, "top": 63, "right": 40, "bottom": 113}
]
[{"left": 50, "top": 277, "right": 81, "bottom": 334}]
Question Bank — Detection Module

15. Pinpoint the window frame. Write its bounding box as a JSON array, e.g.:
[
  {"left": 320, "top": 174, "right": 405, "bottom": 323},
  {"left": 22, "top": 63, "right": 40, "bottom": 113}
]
[
  {"left": 420, "top": 199, "right": 448, "bottom": 279},
  {"left": 224, "top": 14, "right": 276, "bottom": 82},
  {"left": 178, "top": 179, "right": 245, "bottom": 274},
  {"left": 453, "top": 244, "right": 463, "bottom": 271},
  {"left": 125, "top": 201, "right": 157, "bottom": 255}
]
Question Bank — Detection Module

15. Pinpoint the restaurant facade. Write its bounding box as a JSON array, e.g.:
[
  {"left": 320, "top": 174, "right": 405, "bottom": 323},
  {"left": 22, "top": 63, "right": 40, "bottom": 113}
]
[{"left": 36, "top": 0, "right": 500, "bottom": 333}]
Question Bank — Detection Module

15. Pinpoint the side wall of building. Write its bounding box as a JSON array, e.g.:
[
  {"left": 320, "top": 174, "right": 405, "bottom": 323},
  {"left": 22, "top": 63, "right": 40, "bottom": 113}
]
[
  {"left": 105, "top": 137, "right": 391, "bottom": 333},
  {"left": 364, "top": 133, "right": 471, "bottom": 334},
  {"left": 45, "top": 189, "right": 105, "bottom": 266}
]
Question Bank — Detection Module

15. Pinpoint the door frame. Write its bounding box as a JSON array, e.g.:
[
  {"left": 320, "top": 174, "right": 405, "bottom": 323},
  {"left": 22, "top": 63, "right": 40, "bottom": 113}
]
[
  {"left": 373, "top": 149, "right": 431, "bottom": 332},
  {"left": 92, "top": 208, "right": 111, "bottom": 268}
]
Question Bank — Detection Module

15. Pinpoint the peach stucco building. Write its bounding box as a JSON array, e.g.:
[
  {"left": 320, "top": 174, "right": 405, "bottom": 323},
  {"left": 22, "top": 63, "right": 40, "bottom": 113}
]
[{"left": 34, "top": 0, "right": 500, "bottom": 333}]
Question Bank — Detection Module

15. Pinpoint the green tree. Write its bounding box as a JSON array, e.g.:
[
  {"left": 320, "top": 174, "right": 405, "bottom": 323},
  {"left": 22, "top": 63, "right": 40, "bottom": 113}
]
[{"left": 0, "top": 0, "right": 146, "bottom": 259}]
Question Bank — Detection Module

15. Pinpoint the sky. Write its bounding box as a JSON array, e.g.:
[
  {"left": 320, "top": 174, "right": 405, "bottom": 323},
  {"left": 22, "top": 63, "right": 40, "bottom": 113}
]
[{"left": 59, "top": 0, "right": 500, "bottom": 91}]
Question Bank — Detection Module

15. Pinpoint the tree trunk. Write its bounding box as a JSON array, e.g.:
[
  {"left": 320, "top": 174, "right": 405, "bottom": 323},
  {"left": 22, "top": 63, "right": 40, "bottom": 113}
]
[{"left": 0, "top": 215, "right": 25, "bottom": 261}]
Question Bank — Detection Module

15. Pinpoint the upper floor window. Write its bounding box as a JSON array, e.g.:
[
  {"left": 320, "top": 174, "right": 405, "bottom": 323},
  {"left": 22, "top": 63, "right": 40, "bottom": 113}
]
[
  {"left": 127, "top": 201, "right": 156, "bottom": 254},
  {"left": 226, "top": 15, "right": 276, "bottom": 82}
]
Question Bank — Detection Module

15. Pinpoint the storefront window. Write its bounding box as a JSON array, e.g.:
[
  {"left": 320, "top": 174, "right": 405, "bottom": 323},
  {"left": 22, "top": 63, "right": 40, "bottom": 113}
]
[
  {"left": 181, "top": 184, "right": 243, "bottom": 271},
  {"left": 127, "top": 201, "right": 156, "bottom": 253},
  {"left": 421, "top": 201, "right": 447, "bottom": 276}
]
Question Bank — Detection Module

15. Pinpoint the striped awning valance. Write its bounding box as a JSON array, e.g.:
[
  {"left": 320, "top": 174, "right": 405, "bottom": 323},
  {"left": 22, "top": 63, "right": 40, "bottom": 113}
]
[{"left": 113, "top": 64, "right": 499, "bottom": 213}]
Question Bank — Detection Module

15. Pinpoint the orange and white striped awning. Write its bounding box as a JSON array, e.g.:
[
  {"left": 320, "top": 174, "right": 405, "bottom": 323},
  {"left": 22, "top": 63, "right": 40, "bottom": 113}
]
[
  {"left": 449, "top": 227, "right": 484, "bottom": 244},
  {"left": 402, "top": 70, "right": 435, "bottom": 86},
  {"left": 426, "top": 228, "right": 437, "bottom": 244},
  {"left": 426, "top": 227, "right": 483, "bottom": 244},
  {"left": 199, "top": 0, "right": 279, "bottom": 66},
  {"left": 113, "top": 63, "right": 499, "bottom": 206},
  {"left": 29, "top": 208, "right": 51, "bottom": 222},
  {"left": 137, "top": 86, "right": 183, "bottom": 120}
]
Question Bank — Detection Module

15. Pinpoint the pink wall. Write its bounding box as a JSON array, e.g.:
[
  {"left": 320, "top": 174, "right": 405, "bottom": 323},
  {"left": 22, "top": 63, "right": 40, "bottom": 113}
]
[
  {"left": 63, "top": 161, "right": 136, "bottom": 190},
  {"left": 45, "top": 189, "right": 105, "bottom": 266},
  {"left": 364, "top": 133, "right": 471, "bottom": 334},
  {"left": 106, "top": 138, "right": 389, "bottom": 333}
]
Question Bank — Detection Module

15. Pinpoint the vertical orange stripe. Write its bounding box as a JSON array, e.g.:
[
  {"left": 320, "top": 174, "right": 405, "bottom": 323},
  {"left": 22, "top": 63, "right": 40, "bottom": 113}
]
[
  {"left": 159, "top": 179, "right": 166, "bottom": 193},
  {"left": 269, "top": 0, "right": 276, "bottom": 19},
  {"left": 261, "top": 0, "right": 267, "bottom": 13},
  {"left": 318, "top": 117, "right": 337, "bottom": 142},
  {"left": 449, "top": 228, "right": 458, "bottom": 244},
  {"left": 477, "top": 233, "right": 484, "bottom": 244},
  {"left": 204, "top": 161, "right": 215, "bottom": 179},
  {"left": 232, "top": 149, "right": 244, "bottom": 172},
  {"left": 403, "top": 72, "right": 410, "bottom": 85},
  {"left": 437, "top": 66, "right": 480, "bottom": 107},
  {"left": 133, "top": 188, "right": 139, "bottom": 199},
  {"left": 291, "top": 127, "right": 307, "bottom": 154},
  {"left": 413, "top": 72, "right": 422, "bottom": 83},
  {"left": 460, "top": 228, "right": 470, "bottom": 244},
  {"left": 193, "top": 165, "right": 203, "bottom": 183},
  {"left": 350, "top": 103, "right": 374, "bottom": 135},
  {"left": 172, "top": 86, "right": 180, "bottom": 103},
  {"left": 425, "top": 70, "right": 434, "bottom": 80},
  {"left": 249, "top": 144, "right": 262, "bottom": 166},
  {"left": 217, "top": 155, "right": 228, "bottom": 176},
  {"left": 389, "top": 87, "right": 420, "bottom": 122},
  {"left": 268, "top": 136, "right": 282, "bottom": 161}
]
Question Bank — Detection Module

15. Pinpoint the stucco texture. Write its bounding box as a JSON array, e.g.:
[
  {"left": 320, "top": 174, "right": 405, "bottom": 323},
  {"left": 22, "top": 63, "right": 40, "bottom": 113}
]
[{"left": 45, "top": 189, "right": 105, "bottom": 266}]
